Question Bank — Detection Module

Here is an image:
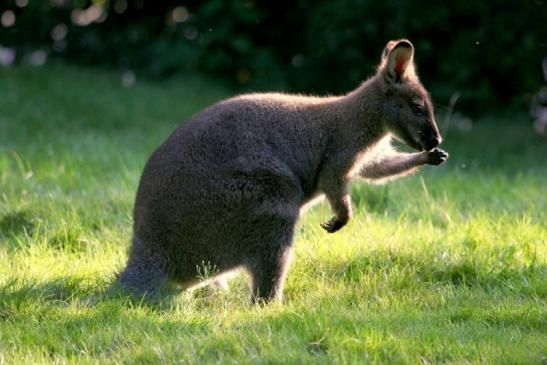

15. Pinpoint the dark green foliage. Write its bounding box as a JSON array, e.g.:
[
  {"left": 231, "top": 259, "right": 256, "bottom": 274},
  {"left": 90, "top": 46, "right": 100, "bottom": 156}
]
[{"left": 0, "top": 0, "right": 545, "bottom": 114}]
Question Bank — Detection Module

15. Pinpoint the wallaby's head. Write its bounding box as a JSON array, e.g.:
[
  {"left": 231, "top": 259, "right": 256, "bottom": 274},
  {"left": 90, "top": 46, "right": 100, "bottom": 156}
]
[{"left": 377, "top": 39, "right": 441, "bottom": 151}]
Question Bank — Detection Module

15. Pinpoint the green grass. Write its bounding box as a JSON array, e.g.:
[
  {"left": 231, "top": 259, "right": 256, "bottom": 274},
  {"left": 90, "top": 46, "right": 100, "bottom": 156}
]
[{"left": 1, "top": 64, "right": 546, "bottom": 364}]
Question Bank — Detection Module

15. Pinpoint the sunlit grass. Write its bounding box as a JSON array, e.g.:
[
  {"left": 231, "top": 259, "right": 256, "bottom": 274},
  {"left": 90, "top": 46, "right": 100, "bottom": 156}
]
[{"left": 0, "top": 64, "right": 545, "bottom": 364}]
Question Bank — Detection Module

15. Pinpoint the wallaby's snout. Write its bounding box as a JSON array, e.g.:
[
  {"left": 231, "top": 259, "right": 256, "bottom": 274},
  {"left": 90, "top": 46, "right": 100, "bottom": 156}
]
[
  {"left": 420, "top": 120, "right": 442, "bottom": 151},
  {"left": 423, "top": 133, "right": 442, "bottom": 151}
]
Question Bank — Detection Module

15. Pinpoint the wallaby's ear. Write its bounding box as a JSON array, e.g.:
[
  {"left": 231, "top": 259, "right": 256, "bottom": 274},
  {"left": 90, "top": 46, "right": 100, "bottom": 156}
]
[
  {"left": 380, "top": 39, "right": 415, "bottom": 83},
  {"left": 381, "top": 40, "right": 398, "bottom": 61}
]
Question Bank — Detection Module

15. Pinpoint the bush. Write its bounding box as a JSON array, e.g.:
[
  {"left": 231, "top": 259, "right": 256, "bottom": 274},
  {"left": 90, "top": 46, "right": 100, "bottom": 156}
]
[{"left": 0, "top": 0, "right": 544, "bottom": 115}]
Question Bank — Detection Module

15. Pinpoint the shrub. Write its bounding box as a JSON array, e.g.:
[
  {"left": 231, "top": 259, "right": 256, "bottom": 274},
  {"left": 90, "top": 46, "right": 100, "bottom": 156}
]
[{"left": 0, "top": 0, "right": 544, "bottom": 115}]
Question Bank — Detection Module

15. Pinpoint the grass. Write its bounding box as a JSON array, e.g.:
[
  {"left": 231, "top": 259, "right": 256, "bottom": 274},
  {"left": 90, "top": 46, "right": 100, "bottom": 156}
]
[{"left": 0, "top": 63, "right": 546, "bottom": 364}]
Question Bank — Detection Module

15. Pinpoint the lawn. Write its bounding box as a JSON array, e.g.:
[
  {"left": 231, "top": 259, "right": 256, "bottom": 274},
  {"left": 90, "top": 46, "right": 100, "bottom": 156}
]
[{"left": 0, "top": 64, "right": 545, "bottom": 364}]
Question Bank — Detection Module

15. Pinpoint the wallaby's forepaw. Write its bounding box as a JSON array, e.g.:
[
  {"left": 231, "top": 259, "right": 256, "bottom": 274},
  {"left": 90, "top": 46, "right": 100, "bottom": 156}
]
[
  {"left": 320, "top": 217, "right": 346, "bottom": 233},
  {"left": 426, "top": 148, "right": 449, "bottom": 165}
]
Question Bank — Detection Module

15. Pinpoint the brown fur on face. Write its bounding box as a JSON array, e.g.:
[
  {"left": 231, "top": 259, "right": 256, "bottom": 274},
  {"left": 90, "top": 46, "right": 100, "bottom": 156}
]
[
  {"left": 117, "top": 39, "right": 448, "bottom": 303},
  {"left": 378, "top": 40, "right": 441, "bottom": 151}
]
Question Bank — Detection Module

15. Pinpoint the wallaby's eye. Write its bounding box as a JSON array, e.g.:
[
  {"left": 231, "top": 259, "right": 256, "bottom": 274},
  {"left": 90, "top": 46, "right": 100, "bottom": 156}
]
[{"left": 411, "top": 103, "right": 425, "bottom": 116}]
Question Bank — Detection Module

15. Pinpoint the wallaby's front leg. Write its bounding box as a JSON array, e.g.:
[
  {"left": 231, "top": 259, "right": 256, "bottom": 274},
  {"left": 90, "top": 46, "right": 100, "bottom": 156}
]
[
  {"left": 320, "top": 186, "right": 352, "bottom": 233},
  {"left": 360, "top": 148, "right": 448, "bottom": 183}
]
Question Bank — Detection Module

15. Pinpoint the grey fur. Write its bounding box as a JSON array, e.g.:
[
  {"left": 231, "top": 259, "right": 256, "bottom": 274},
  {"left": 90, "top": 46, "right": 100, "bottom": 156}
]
[{"left": 118, "top": 39, "right": 448, "bottom": 303}]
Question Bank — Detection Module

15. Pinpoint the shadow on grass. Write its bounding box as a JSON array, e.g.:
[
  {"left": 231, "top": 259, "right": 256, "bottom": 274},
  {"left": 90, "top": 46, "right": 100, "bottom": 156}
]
[
  {"left": 0, "top": 209, "right": 35, "bottom": 238},
  {"left": 0, "top": 273, "right": 248, "bottom": 321},
  {"left": 0, "top": 276, "right": 177, "bottom": 310},
  {"left": 0, "top": 283, "right": 214, "bottom": 361}
]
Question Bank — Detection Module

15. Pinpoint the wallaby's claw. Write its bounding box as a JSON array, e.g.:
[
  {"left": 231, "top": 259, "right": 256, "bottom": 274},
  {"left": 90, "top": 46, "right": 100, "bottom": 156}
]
[
  {"left": 427, "top": 148, "right": 449, "bottom": 165},
  {"left": 320, "top": 217, "right": 345, "bottom": 233}
]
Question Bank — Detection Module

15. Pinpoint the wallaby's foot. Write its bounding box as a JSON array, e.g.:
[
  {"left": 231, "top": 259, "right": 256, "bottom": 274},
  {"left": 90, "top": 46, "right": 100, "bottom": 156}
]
[
  {"left": 425, "top": 148, "right": 449, "bottom": 165},
  {"left": 117, "top": 253, "right": 169, "bottom": 298},
  {"left": 320, "top": 216, "right": 347, "bottom": 233},
  {"left": 250, "top": 286, "right": 282, "bottom": 305},
  {"left": 117, "top": 268, "right": 167, "bottom": 298}
]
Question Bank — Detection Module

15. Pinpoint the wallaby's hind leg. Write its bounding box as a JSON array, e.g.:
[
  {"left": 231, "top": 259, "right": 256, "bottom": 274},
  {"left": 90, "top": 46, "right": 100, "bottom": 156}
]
[
  {"left": 212, "top": 277, "right": 229, "bottom": 291},
  {"left": 117, "top": 240, "right": 169, "bottom": 296},
  {"left": 247, "top": 216, "right": 296, "bottom": 304},
  {"left": 211, "top": 270, "right": 239, "bottom": 291}
]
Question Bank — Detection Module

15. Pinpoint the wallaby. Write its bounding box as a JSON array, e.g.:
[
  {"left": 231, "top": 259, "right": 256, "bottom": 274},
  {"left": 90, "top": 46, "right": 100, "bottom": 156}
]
[{"left": 118, "top": 39, "right": 448, "bottom": 303}]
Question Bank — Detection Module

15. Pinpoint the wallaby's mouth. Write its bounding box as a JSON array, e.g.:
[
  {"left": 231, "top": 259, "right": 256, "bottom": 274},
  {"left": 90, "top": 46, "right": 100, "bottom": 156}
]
[
  {"left": 409, "top": 140, "right": 424, "bottom": 151},
  {"left": 393, "top": 133, "right": 422, "bottom": 151},
  {"left": 406, "top": 132, "right": 425, "bottom": 151},
  {"left": 391, "top": 129, "right": 423, "bottom": 151},
  {"left": 390, "top": 125, "right": 440, "bottom": 151},
  {"left": 414, "top": 128, "right": 442, "bottom": 151}
]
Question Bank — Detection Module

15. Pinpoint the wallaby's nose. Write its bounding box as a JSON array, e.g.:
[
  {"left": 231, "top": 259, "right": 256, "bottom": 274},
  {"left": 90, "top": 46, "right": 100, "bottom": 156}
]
[
  {"left": 425, "top": 135, "right": 442, "bottom": 150},
  {"left": 435, "top": 135, "right": 443, "bottom": 145}
]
